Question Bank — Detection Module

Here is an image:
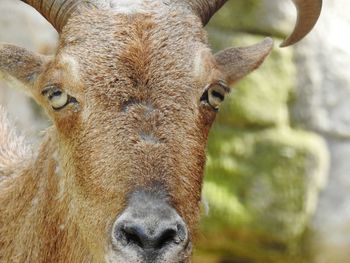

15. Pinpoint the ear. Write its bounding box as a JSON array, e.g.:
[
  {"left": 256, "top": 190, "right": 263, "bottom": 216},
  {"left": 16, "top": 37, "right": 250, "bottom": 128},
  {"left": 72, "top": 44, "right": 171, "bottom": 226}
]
[
  {"left": 214, "top": 38, "right": 274, "bottom": 85},
  {"left": 0, "top": 44, "right": 48, "bottom": 90}
]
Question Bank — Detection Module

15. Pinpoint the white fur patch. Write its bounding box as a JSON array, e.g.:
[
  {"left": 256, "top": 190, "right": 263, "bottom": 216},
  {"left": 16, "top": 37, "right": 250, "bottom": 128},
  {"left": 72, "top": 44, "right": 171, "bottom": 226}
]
[
  {"left": 55, "top": 166, "right": 66, "bottom": 201},
  {"left": 0, "top": 107, "right": 31, "bottom": 173},
  {"left": 59, "top": 54, "right": 80, "bottom": 83},
  {"left": 109, "top": 0, "right": 146, "bottom": 14},
  {"left": 193, "top": 48, "right": 213, "bottom": 80}
]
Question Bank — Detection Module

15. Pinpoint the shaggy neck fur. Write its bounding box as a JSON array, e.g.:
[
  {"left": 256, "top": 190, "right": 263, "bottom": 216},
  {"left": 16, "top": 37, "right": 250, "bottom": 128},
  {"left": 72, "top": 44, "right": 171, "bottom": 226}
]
[{"left": 0, "top": 111, "right": 96, "bottom": 262}]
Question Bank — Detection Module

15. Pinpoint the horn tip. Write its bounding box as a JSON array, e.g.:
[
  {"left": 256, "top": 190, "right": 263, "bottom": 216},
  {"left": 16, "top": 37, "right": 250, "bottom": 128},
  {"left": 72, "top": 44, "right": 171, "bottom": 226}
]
[{"left": 279, "top": 39, "right": 292, "bottom": 48}]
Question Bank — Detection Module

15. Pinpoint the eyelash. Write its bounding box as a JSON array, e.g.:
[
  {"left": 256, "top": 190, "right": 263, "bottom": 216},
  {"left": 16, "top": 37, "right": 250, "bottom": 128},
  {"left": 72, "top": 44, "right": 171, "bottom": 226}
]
[
  {"left": 41, "top": 85, "right": 78, "bottom": 111},
  {"left": 200, "top": 82, "right": 229, "bottom": 111}
]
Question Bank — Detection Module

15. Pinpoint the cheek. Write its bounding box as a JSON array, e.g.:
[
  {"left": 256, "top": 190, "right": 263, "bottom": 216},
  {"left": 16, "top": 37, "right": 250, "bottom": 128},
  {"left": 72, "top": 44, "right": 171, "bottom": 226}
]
[
  {"left": 58, "top": 138, "right": 131, "bottom": 233},
  {"left": 199, "top": 106, "right": 217, "bottom": 132},
  {"left": 168, "top": 139, "right": 208, "bottom": 236},
  {"left": 172, "top": 116, "right": 214, "bottom": 233},
  {"left": 70, "top": 142, "right": 132, "bottom": 201},
  {"left": 54, "top": 111, "right": 83, "bottom": 134},
  {"left": 71, "top": 193, "right": 118, "bottom": 256},
  {"left": 62, "top": 148, "right": 129, "bottom": 256}
]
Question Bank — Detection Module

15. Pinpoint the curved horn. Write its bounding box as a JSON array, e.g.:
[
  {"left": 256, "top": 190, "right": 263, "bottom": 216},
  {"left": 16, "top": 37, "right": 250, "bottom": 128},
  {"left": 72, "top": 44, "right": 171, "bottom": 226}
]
[
  {"left": 21, "top": 0, "right": 89, "bottom": 32},
  {"left": 184, "top": 0, "right": 322, "bottom": 47},
  {"left": 280, "top": 0, "right": 322, "bottom": 47}
]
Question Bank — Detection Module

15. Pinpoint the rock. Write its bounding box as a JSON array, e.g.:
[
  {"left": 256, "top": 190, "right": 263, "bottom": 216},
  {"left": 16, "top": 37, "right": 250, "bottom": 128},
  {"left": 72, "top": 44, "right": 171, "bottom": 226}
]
[
  {"left": 292, "top": 1, "right": 350, "bottom": 138},
  {"left": 291, "top": 1, "right": 350, "bottom": 262},
  {"left": 310, "top": 140, "right": 350, "bottom": 263},
  {"left": 201, "top": 126, "right": 328, "bottom": 237},
  {"left": 195, "top": 126, "right": 328, "bottom": 263},
  {"left": 209, "top": 0, "right": 295, "bottom": 38}
]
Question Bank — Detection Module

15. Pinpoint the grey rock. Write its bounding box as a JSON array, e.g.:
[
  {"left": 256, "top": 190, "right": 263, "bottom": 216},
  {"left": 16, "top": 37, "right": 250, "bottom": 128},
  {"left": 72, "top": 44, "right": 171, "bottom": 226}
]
[
  {"left": 292, "top": 0, "right": 350, "bottom": 138},
  {"left": 292, "top": 1, "right": 350, "bottom": 262}
]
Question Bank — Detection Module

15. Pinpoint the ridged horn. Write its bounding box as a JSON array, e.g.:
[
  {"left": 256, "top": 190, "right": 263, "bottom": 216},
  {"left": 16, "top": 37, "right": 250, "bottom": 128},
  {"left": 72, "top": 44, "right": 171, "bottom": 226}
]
[
  {"left": 21, "top": 0, "right": 89, "bottom": 32},
  {"left": 184, "top": 0, "right": 322, "bottom": 47}
]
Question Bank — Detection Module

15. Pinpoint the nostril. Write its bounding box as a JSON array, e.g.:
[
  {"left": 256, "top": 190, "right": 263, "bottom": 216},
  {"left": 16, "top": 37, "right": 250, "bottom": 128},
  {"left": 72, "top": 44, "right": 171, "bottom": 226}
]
[
  {"left": 120, "top": 225, "right": 147, "bottom": 248},
  {"left": 155, "top": 228, "right": 177, "bottom": 249}
]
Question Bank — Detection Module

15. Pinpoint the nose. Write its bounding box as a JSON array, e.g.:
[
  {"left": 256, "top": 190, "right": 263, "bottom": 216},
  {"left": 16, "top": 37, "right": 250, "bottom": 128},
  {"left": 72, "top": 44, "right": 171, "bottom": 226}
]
[
  {"left": 115, "top": 219, "right": 187, "bottom": 250},
  {"left": 112, "top": 190, "right": 189, "bottom": 260}
]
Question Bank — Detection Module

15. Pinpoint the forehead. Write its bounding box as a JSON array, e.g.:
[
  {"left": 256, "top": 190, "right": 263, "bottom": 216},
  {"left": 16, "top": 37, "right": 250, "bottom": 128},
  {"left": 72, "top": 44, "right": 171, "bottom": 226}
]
[{"left": 57, "top": 6, "right": 208, "bottom": 101}]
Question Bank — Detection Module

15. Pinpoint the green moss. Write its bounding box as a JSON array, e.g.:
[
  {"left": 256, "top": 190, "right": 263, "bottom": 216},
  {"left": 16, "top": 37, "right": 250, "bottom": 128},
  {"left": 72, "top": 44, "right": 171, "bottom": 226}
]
[
  {"left": 207, "top": 0, "right": 292, "bottom": 38},
  {"left": 197, "top": 125, "right": 328, "bottom": 261},
  {"left": 208, "top": 0, "right": 262, "bottom": 32}
]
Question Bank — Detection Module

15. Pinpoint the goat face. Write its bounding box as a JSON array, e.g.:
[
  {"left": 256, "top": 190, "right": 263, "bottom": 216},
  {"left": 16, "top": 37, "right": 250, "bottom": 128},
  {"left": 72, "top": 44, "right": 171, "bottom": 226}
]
[
  {"left": 43, "top": 10, "right": 222, "bottom": 262},
  {"left": 0, "top": 0, "right": 322, "bottom": 262}
]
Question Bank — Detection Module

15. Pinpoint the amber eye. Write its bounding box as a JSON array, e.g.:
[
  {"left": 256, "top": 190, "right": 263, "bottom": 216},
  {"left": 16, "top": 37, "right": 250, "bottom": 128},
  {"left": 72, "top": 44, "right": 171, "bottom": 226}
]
[
  {"left": 200, "top": 81, "right": 229, "bottom": 111},
  {"left": 41, "top": 85, "right": 77, "bottom": 110}
]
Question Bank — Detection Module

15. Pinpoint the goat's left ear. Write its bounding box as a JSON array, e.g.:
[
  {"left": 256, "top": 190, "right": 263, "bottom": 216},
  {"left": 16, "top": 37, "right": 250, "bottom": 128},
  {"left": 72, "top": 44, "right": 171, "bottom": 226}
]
[
  {"left": 0, "top": 44, "right": 48, "bottom": 89},
  {"left": 215, "top": 38, "right": 274, "bottom": 85}
]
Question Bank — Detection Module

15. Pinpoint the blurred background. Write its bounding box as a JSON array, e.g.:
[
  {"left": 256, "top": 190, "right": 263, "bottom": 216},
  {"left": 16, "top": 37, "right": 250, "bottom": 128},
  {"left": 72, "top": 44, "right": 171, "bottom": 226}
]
[{"left": 0, "top": 1, "right": 349, "bottom": 262}]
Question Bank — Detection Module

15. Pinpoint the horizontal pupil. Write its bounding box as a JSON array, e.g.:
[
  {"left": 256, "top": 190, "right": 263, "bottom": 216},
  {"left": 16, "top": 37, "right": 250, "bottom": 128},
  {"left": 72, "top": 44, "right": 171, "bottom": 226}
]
[
  {"left": 49, "top": 90, "right": 62, "bottom": 100},
  {"left": 211, "top": 90, "right": 224, "bottom": 101}
]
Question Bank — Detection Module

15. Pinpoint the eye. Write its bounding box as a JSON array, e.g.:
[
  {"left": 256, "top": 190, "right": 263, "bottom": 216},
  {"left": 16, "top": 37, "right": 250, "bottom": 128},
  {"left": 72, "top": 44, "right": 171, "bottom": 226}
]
[
  {"left": 200, "top": 81, "right": 229, "bottom": 111},
  {"left": 41, "top": 85, "right": 77, "bottom": 111}
]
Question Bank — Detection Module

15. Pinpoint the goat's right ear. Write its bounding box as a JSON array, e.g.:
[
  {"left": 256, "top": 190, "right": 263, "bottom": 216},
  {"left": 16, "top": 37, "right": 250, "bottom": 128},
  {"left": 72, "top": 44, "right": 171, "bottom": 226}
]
[
  {"left": 0, "top": 44, "right": 48, "bottom": 89},
  {"left": 214, "top": 38, "right": 274, "bottom": 85}
]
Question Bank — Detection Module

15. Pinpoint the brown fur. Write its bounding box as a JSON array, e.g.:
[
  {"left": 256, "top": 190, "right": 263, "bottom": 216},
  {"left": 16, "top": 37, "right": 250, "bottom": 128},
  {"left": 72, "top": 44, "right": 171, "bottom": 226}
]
[{"left": 0, "top": 4, "right": 272, "bottom": 263}]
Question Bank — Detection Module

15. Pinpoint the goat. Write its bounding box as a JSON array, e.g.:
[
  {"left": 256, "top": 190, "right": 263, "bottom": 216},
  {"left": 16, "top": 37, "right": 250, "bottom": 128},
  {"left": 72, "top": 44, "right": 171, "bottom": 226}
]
[{"left": 0, "top": 0, "right": 322, "bottom": 262}]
